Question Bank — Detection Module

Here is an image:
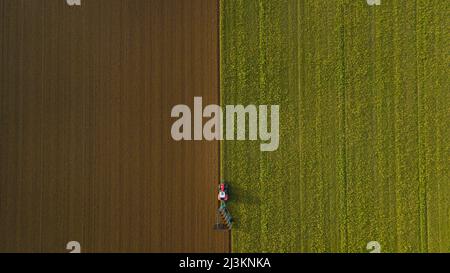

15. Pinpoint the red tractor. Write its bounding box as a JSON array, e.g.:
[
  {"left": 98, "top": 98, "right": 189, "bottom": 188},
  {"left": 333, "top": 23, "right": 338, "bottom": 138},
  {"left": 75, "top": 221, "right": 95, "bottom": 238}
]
[{"left": 217, "top": 183, "right": 229, "bottom": 202}]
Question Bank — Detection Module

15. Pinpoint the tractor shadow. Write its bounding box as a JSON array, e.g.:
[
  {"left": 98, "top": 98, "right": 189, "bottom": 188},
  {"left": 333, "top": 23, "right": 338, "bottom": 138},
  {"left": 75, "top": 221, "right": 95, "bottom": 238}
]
[{"left": 226, "top": 182, "right": 261, "bottom": 229}]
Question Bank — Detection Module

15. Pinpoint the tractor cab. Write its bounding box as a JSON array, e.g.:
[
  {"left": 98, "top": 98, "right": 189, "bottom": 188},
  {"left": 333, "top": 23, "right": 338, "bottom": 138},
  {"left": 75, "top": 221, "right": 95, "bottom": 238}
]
[
  {"left": 218, "top": 183, "right": 229, "bottom": 201},
  {"left": 218, "top": 191, "right": 227, "bottom": 201}
]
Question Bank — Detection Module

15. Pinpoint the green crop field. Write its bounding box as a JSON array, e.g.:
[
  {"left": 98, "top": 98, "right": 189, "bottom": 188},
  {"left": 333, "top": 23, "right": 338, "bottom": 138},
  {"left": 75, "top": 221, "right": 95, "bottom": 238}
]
[{"left": 220, "top": 0, "right": 449, "bottom": 252}]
